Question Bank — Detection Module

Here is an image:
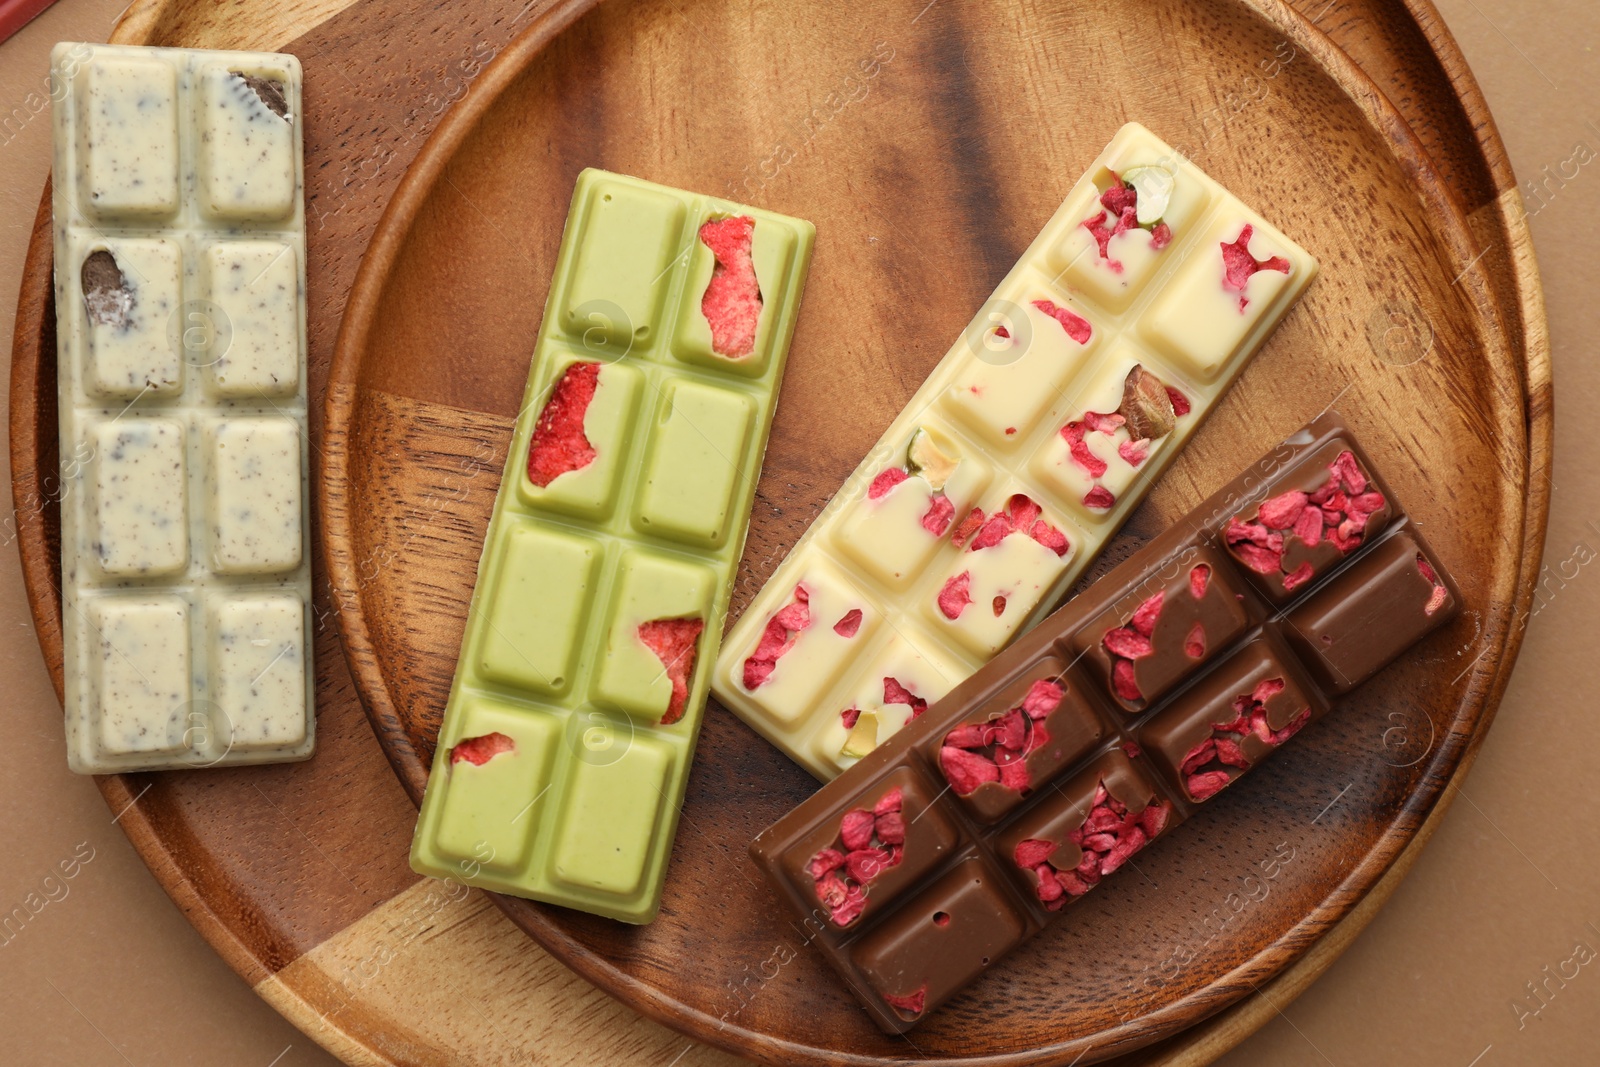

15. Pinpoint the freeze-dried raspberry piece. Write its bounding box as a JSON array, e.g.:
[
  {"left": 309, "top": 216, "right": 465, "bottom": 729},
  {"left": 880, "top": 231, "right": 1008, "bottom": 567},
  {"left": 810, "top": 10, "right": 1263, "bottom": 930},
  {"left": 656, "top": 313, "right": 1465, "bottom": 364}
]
[
  {"left": 1030, "top": 521, "right": 1070, "bottom": 556},
  {"left": 1102, "top": 626, "right": 1154, "bottom": 659},
  {"left": 1187, "top": 770, "right": 1233, "bottom": 800},
  {"left": 1219, "top": 223, "right": 1290, "bottom": 311},
  {"left": 1015, "top": 838, "right": 1057, "bottom": 870},
  {"left": 638, "top": 616, "right": 704, "bottom": 724},
  {"left": 1063, "top": 421, "right": 1109, "bottom": 479},
  {"left": 841, "top": 810, "right": 876, "bottom": 851},
  {"left": 883, "top": 677, "right": 928, "bottom": 719},
  {"left": 846, "top": 848, "right": 895, "bottom": 883},
  {"left": 1184, "top": 621, "right": 1206, "bottom": 659},
  {"left": 1330, "top": 450, "right": 1368, "bottom": 495},
  {"left": 950, "top": 507, "right": 985, "bottom": 548},
  {"left": 940, "top": 745, "right": 1001, "bottom": 794},
  {"left": 831, "top": 883, "right": 867, "bottom": 927},
  {"left": 1150, "top": 222, "right": 1173, "bottom": 250},
  {"left": 450, "top": 732, "right": 515, "bottom": 766},
  {"left": 699, "top": 215, "right": 763, "bottom": 357},
  {"left": 874, "top": 812, "right": 905, "bottom": 845},
  {"left": 1021, "top": 783, "right": 1168, "bottom": 907},
  {"left": 1259, "top": 490, "right": 1309, "bottom": 530},
  {"left": 1022, "top": 679, "right": 1065, "bottom": 718},
  {"left": 834, "top": 609, "right": 863, "bottom": 638},
  {"left": 969, "top": 512, "right": 1014, "bottom": 551},
  {"left": 1112, "top": 658, "right": 1142, "bottom": 701},
  {"left": 1082, "top": 209, "right": 1120, "bottom": 266},
  {"left": 1101, "top": 184, "right": 1137, "bottom": 216},
  {"left": 809, "top": 849, "right": 845, "bottom": 880},
  {"left": 1190, "top": 564, "right": 1211, "bottom": 599},
  {"left": 1084, "top": 485, "right": 1116, "bottom": 509},
  {"left": 1130, "top": 591, "right": 1164, "bottom": 637},
  {"left": 743, "top": 586, "right": 811, "bottom": 689},
  {"left": 1293, "top": 505, "right": 1323, "bottom": 548},
  {"left": 527, "top": 362, "right": 601, "bottom": 487},
  {"left": 922, "top": 494, "right": 956, "bottom": 536},
  {"left": 1282, "top": 560, "right": 1315, "bottom": 592},
  {"left": 884, "top": 985, "right": 927, "bottom": 1016},
  {"left": 938, "top": 571, "right": 972, "bottom": 620},
  {"left": 1032, "top": 298, "right": 1093, "bottom": 344},
  {"left": 869, "top": 467, "right": 909, "bottom": 500}
]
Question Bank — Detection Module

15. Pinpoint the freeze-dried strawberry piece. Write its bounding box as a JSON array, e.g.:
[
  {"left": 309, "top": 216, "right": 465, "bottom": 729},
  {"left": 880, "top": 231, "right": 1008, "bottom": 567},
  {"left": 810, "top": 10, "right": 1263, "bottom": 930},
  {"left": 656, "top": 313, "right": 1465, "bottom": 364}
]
[
  {"left": 1082, "top": 410, "right": 1125, "bottom": 435},
  {"left": 450, "top": 732, "right": 515, "bottom": 766},
  {"left": 1184, "top": 621, "right": 1206, "bottom": 659},
  {"left": 1122, "top": 740, "right": 1142, "bottom": 758},
  {"left": 1082, "top": 209, "right": 1120, "bottom": 265},
  {"left": 1187, "top": 770, "right": 1233, "bottom": 800},
  {"left": 1118, "top": 438, "right": 1150, "bottom": 467},
  {"left": 1166, "top": 386, "right": 1190, "bottom": 416},
  {"left": 1293, "top": 505, "right": 1324, "bottom": 548},
  {"left": 841, "top": 809, "right": 876, "bottom": 851},
  {"left": 938, "top": 571, "right": 972, "bottom": 620},
  {"left": 1021, "top": 679, "right": 1065, "bottom": 718},
  {"left": 1252, "top": 677, "right": 1286, "bottom": 705},
  {"left": 1130, "top": 592, "right": 1164, "bottom": 637},
  {"left": 1150, "top": 222, "right": 1173, "bottom": 250},
  {"left": 834, "top": 609, "right": 863, "bottom": 638},
  {"left": 808, "top": 848, "right": 845, "bottom": 880},
  {"left": 1219, "top": 223, "right": 1290, "bottom": 311},
  {"left": 638, "top": 616, "right": 704, "bottom": 724},
  {"left": 1330, "top": 450, "right": 1368, "bottom": 495},
  {"left": 527, "top": 362, "right": 601, "bottom": 487},
  {"left": 1180, "top": 739, "right": 1216, "bottom": 775},
  {"left": 1007, "top": 494, "right": 1040, "bottom": 530},
  {"left": 950, "top": 508, "right": 985, "bottom": 548},
  {"left": 816, "top": 873, "right": 848, "bottom": 909},
  {"left": 1267, "top": 706, "right": 1312, "bottom": 746},
  {"left": 846, "top": 848, "right": 894, "bottom": 883},
  {"left": 1026, "top": 784, "right": 1167, "bottom": 906},
  {"left": 840, "top": 706, "right": 861, "bottom": 729},
  {"left": 1103, "top": 626, "right": 1154, "bottom": 660},
  {"left": 940, "top": 745, "right": 1001, "bottom": 794},
  {"left": 1213, "top": 736, "right": 1249, "bottom": 768},
  {"left": 699, "top": 215, "right": 763, "bottom": 357},
  {"left": 1190, "top": 564, "right": 1211, "bottom": 599},
  {"left": 874, "top": 787, "right": 904, "bottom": 816},
  {"left": 883, "top": 677, "right": 928, "bottom": 718},
  {"left": 832, "top": 884, "right": 867, "bottom": 927},
  {"left": 943, "top": 722, "right": 989, "bottom": 748},
  {"left": 999, "top": 759, "right": 1031, "bottom": 791},
  {"left": 1112, "top": 659, "right": 1142, "bottom": 701},
  {"left": 742, "top": 586, "right": 811, "bottom": 689},
  {"left": 1029, "top": 520, "right": 1070, "bottom": 556},
  {"left": 1014, "top": 838, "right": 1057, "bottom": 869},
  {"left": 969, "top": 512, "right": 1014, "bottom": 551},
  {"left": 921, "top": 494, "right": 956, "bottom": 536},
  {"left": 869, "top": 467, "right": 909, "bottom": 500},
  {"left": 874, "top": 812, "right": 905, "bottom": 845},
  {"left": 1282, "top": 560, "right": 1315, "bottom": 592},
  {"left": 884, "top": 985, "right": 927, "bottom": 1016},
  {"left": 1100, "top": 183, "right": 1137, "bottom": 216},
  {"left": 1084, "top": 485, "right": 1116, "bottom": 510},
  {"left": 1064, "top": 422, "right": 1109, "bottom": 479},
  {"left": 1032, "top": 298, "right": 1093, "bottom": 344},
  {"left": 1259, "top": 490, "right": 1309, "bottom": 530},
  {"left": 1420, "top": 554, "right": 1449, "bottom": 615},
  {"left": 1139, "top": 802, "right": 1168, "bottom": 837},
  {"left": 1230, "top": 541, "right": 1283, "bottom": 575}
]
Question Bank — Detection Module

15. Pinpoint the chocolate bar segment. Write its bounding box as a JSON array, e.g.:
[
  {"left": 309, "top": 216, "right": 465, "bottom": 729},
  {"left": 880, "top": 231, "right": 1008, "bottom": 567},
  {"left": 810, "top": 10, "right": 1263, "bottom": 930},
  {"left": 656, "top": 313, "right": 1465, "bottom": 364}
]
[
  {"left": 410, "top": 171, "right": 814, "bottom": 924},
  {"left": 751, "top": 416, "right": 1459, "bottom": 1032},
  {"left": 715, "top": 122, "right": 1318, "bottom": 780}
]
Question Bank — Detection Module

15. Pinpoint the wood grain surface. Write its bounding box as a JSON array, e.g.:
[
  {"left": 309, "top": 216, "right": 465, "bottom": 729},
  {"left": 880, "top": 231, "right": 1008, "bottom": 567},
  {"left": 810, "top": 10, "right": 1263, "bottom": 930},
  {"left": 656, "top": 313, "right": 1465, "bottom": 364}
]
[{"left": 7, "top": 0, "right": 1550, "bottom": 1064}]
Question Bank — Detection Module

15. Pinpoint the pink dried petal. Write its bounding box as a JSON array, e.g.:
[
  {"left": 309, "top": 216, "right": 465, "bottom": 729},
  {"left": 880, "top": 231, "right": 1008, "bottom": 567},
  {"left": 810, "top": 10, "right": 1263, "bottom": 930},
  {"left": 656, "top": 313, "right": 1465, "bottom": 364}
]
[
  {"left": 868, "top": 467, "right": 909, "bottom": 500},
  {"left": 938, "top": 571, "right": 972, "bottom": 620},
  {"left": 1083, "top": 485, "right": 1116, "bottom": 510},
  {"left": 1259, "top": 491, "right": 1309, "bottom": 530},
  {"left": 1032, "top": 298, "right": 1093, "bottom": 345},
  {"left": 834, "top": 609, "right": 863, "bottom": 638},
  {"left": 1129, "top": 592, "right": 1164, "bottom": 637},
  {"left": 921, "top": 494, "right": 956, "bottom": 536},
  {"left": 1102, "top": 626, "right": 1155, "bottom": 660},
  {"left": 1112, "top": 659, "right": 1142, "bottom": 701},
  {"left": 840, "top": 809, "right": 876, "bottom": 851},
  {"left": 940, "top": 745, "right": 1000, "bottom": 794}
]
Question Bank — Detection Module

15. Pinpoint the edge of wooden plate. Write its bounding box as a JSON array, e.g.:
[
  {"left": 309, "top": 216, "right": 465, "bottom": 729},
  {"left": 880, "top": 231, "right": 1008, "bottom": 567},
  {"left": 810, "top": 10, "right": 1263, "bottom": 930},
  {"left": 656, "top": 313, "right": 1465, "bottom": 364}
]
[
  {"left": 322, "top": 0, "right": 1550, "bottom": 1064},
  {"left": 4, "top": 0, "right": 1549, "bottom": 1063}
]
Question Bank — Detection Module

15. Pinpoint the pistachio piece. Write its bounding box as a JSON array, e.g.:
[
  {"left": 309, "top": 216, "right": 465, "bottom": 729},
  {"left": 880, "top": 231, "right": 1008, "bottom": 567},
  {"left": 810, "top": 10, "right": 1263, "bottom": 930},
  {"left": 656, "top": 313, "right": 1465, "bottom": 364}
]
[
  {"left": 906, "top": 428, "right": 958, "bottom": 491},
  {"left": 840, "top": 710, "right": 879, "bottom": 758},
  {"left": 1118, "top": 364, "right": 1176, "bottom": 441},
  {"left": 1121, "top": 165, "right": 1175, "bottom": 227}
]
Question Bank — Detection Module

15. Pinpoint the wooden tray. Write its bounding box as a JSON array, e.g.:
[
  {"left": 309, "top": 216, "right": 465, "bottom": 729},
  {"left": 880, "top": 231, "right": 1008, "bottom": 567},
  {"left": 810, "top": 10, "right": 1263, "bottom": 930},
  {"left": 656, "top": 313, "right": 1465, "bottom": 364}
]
[{"left": 8, "top": 0, "right": 1549, "bottom": 1065}]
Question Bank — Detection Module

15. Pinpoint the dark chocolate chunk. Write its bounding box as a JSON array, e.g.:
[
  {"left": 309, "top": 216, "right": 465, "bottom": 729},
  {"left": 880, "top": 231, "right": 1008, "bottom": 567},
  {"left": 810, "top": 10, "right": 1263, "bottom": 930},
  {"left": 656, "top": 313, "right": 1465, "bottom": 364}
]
[
  {"left": 232, "top": 72, "right": 289, "bottom": 119},
  {"left": 80, "top": 249, "right": 131, "bottom": 328}
]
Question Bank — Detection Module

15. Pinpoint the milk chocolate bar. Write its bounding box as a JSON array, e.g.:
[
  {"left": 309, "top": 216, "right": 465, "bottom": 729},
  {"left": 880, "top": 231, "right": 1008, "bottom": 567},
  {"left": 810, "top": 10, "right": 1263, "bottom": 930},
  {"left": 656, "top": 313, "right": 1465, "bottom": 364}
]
[
  {"left": 410, "top": 170, "right": 814, "bottom": 924},
  {"left": 713, "top": 123, "right": 1317, "bottom": 780},
  {"left": 750, "top": 415, "right": 1458, "bottom": 1031},
  {"left": 51, "top": 43, "right": 313, "bottom": 773}
]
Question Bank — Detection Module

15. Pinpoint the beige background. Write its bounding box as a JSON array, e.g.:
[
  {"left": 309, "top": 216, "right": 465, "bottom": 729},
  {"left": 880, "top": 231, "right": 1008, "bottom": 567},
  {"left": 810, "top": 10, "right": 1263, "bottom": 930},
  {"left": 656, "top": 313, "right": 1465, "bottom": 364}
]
[{"left": 0, "top": 1, "right": 1593, "bottom": 1064}]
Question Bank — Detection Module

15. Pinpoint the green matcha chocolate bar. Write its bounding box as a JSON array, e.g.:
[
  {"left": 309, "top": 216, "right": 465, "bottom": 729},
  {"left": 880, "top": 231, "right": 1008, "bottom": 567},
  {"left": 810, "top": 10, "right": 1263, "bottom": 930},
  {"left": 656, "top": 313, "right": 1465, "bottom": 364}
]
[{"left": 410, "top": 170, "right": 814, "bottom": 923}]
